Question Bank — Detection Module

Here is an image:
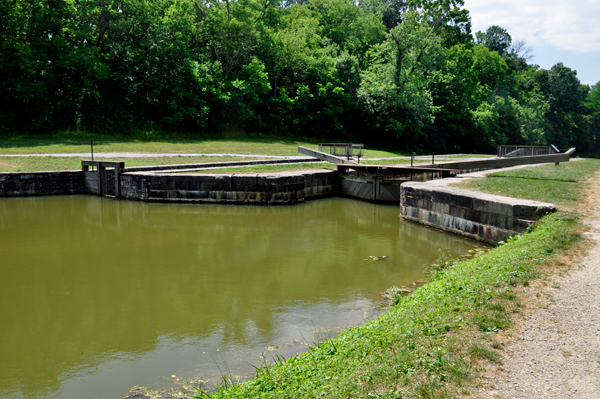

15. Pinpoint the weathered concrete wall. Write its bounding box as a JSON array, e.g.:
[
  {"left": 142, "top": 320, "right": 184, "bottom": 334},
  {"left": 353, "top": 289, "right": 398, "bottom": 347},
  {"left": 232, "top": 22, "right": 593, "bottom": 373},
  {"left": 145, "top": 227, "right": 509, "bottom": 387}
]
[
  {"left": 120, "top": 169, "right": 339, "bottom": 204},
  {"left": 0, "top": 171, "right": 84, "bottom": 197},
  {"left": 400, "top": 179, "right": 556, "bottom": 244},
  {"left": 341, "top": 176, "right": 403, "bottom": 202},
  {"left": 341, "top": 172, "right": 442, "bottom": 203}
]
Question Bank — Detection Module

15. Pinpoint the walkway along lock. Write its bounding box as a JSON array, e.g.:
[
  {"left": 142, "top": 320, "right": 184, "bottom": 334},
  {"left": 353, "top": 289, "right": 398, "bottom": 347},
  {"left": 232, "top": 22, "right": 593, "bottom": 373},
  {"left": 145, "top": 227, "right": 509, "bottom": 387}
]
[{"left": 82, "top": 160, "right": 124, "bottom": 198}]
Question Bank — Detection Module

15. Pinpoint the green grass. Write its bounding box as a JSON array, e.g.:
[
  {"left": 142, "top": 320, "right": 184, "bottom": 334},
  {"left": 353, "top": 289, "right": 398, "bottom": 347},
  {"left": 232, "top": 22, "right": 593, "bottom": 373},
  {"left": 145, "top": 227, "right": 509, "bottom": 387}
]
[
  {"left": 197, "top": 212, "right": 583, "bottom": 398},
  {"left": 0, "top": 131, "right": 406, "bottom": 158},
  {"left": 0, "top": 156, "right": 267, "bottom": 172},
  {"left": 182, "top": 162, "right": 336, "bottom": 174},
  {"left": 454, "top": 159, "right": 600, "bottom": 209},
  {"left": 0, "top": 154, "right": 494, "bottom": 174},
  {"left": 0, "top": 131, "right": 497, "bottom": 172}
]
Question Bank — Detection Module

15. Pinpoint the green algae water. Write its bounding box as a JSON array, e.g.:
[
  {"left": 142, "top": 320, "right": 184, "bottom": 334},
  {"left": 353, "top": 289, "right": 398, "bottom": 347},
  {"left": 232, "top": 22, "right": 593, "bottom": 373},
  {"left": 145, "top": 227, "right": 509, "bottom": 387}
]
[{"left": 0, "top": 195, "right": 480, "bottom": 399}]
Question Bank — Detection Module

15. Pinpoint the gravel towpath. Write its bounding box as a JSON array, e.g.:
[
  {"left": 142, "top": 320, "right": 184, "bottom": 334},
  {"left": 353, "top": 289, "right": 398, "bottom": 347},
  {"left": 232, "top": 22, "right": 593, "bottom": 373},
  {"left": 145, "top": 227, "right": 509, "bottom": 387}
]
[{"left": 481, "top": 183, "right": 600, "bottom": 398}]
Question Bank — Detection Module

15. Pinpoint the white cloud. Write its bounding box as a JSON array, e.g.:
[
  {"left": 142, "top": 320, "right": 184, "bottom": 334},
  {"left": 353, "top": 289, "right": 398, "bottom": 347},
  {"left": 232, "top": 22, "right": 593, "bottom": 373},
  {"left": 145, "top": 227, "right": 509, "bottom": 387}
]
[{"left": 464, "top": 0, "right": 600, "bottom": 53}]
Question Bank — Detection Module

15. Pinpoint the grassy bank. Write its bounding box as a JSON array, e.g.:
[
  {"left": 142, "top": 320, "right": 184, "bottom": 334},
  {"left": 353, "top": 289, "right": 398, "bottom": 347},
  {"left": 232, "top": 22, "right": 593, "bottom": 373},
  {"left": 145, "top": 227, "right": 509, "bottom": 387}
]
[
  {"left": 0, "top": 153, "right": 494, "bottom": 173},
  {"left": 0, "top": 132, "right": 496, "bottom": 173},
  {"left": 0, "top": 156, "right": 270, "bottom": 173},
  {"left": 0, "top": 131, "right": 404, "bottom": 158},
  {"left": 198, "top": 213, "right": 582, "bottom": 398},
  {"left": 455, "top": 159, "right": 600, "bottom": 209},
  {"left": 194, "top": 160, "right": 598, "bottom": 398}
]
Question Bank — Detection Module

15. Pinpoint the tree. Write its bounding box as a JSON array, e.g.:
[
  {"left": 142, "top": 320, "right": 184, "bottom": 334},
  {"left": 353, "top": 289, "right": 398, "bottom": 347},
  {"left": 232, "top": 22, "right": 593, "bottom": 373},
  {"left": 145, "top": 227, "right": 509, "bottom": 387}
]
[
  {"left": 475, "top": 25, "right": 511, "bottom": 56},
  {"left": 583, "top": 82, "right": 600, "bottom": 155},
  {"left": 358, "top": 13, "right": 443, "bottom": 146},
  {"left": 544, "top": 63, "right": 589, "bottom": 149},
  {"left": 586, "top": 82, "right": 600, "bottom": 133},
  {"left": 0, "top": 0, "right": 109, "bottom": 133},
  {"left": 378, "top": 0, "right": 471, "bottom": 46}
]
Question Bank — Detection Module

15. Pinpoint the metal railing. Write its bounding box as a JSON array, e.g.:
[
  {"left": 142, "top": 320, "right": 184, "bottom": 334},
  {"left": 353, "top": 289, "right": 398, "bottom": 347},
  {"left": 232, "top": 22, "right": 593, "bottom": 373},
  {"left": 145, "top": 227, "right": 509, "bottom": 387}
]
[
  {"left": 497, "top": 145, "right": 560, "bottom": 158},
  {"left": 318, "top": 143, "right": 364, "bottom": 162}
]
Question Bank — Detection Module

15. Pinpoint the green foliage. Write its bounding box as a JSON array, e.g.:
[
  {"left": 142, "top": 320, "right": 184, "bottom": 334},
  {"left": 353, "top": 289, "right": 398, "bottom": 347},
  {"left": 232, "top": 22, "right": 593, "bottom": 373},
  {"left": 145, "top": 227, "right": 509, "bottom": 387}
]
[
  {"left": 508, "top": 90, "right": 549, "bottom": 145},
  {"left": 544, "top": 63, "right": 590, "bottom": 150},
  {"left": 475, "top": 25, "right": 511, "bottom": 56},
  {"left": 358, "top": 13, "right": 443, "bottom": 146},
  {"left": 585, "top": 82, "right": 600, "bottom": 154},
  {"left": 0, "top": 2, "right": 595, "bottom": 154}
]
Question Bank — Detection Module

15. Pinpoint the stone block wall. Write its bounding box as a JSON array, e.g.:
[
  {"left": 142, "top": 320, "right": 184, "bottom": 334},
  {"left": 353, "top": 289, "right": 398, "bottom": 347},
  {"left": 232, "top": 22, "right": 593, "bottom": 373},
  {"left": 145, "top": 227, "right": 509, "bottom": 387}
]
[
  {"left": 400, "top": 180, "right": 556, "bottom": 244},
  {"left": 0, "top": 171, "right": 84, "bottom": 197},
  {"left": 119, "top": 169, "right": 339, "bottom": 204}
]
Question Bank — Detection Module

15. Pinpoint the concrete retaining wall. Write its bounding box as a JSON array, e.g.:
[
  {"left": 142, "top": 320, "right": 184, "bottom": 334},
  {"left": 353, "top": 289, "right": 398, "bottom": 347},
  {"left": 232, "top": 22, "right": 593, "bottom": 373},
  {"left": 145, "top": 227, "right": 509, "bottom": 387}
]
[
  {"left": 341, "top": 176, "right": 403, "bottom": 202},
  {"left": 0, "top": 171, "right": 84, "bottom": 197},
  {"left": 400, "top": 179, "right": 556, "bottom": 244},
  {"left": 120, "top": 169, "right": 339, "bottom": 204}
]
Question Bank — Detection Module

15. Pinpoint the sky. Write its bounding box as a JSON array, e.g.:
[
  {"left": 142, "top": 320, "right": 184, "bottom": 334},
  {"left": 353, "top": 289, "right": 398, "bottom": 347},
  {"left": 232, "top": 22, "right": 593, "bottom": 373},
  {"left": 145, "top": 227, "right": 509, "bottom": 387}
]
[{"left": 464, "top": 0, "right": 600, "bottom": 86}]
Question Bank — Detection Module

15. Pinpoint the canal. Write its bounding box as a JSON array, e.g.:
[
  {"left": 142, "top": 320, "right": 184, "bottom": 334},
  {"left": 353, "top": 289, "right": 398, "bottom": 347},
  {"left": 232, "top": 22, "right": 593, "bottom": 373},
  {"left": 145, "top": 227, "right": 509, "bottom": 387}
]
[{"left": 0, "top": 196, "right": 480, "bottom": 398}]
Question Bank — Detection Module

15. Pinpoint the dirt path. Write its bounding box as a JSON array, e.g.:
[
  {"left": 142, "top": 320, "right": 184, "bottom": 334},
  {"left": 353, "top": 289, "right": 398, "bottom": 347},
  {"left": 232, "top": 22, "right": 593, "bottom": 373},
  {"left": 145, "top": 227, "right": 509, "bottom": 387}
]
[{"left": 481, "top": 179, "right": 600, "bottom": 398}]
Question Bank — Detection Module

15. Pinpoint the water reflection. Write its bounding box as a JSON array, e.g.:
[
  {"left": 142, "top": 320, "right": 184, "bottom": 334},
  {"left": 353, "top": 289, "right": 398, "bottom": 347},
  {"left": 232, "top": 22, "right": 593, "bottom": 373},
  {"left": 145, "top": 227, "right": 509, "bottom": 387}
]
[{"left": 0, "top": 196, "right": 479, "bottom": 398}]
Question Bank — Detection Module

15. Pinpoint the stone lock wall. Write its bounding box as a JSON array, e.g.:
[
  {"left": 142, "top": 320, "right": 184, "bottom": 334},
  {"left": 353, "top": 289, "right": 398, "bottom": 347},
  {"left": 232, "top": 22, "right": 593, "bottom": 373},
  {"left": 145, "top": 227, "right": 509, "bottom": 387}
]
[
  {"left": 400, "top": 179, "right": 556, "bottom": 244},
  {"left": 0, "top": 171, "right": 84, "bottom": 197},
  {"left": 120, "top": 169, "right": 339, "bottom": 204}
]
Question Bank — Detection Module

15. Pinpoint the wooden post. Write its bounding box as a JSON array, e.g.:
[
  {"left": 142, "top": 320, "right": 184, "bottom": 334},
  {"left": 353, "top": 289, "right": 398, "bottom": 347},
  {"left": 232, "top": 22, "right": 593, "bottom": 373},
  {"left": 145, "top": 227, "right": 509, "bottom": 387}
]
[
  {"left": 114, "top": 164, "right": 121, "bottom": 198},
  {"left": 98, "top": 165, "right": 106, "bottom": 196}
]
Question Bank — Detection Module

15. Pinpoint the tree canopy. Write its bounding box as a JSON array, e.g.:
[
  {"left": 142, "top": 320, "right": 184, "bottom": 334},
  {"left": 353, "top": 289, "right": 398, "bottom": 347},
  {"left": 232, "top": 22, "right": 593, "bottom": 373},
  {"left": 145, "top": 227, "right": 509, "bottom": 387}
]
[{"left": 1, "top": 0, "right": 598, "bottom": 154}]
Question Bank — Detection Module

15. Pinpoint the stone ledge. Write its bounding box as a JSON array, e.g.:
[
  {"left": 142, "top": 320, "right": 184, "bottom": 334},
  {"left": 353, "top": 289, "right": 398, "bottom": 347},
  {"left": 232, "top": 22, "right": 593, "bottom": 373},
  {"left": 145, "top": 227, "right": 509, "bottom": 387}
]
[
  {"left": 120, "top": 169, "right": 339, "bottom": 204},
  {"left": 400, "top": 178, "right": 556, "bottom": 244},
  {"left": 0, "top": 171, "right": 85, "bottom": 197}
]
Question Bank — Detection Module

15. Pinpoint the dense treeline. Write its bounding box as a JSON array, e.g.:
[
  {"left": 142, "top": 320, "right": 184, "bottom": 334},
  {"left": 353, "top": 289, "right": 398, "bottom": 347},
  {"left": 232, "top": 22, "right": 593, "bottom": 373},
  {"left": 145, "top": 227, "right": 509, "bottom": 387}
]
[{"left": 1, "top": 0, "right": 599, "bottom": 154}]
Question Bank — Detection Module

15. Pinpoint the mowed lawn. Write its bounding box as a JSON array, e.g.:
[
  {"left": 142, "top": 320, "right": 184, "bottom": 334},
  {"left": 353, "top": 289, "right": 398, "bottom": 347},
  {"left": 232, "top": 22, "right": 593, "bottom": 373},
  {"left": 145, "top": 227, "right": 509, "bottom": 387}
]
[
  {"left": 0, "top": 132, "right": 494, "bottom": 172},
  {"left": 0, "top": 156, "right": 271, "bottom": 173},
  {"left": 455, "top": 159, "right": 599, "bottom": 210},
  {"left": 0, "top": 132, "right": 403, "bottom": 157}
]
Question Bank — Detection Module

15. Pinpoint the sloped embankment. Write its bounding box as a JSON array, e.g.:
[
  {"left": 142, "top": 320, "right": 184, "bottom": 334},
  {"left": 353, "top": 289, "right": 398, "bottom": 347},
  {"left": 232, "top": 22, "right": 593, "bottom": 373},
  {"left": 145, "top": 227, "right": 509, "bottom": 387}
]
[{"left": 200, "top": 212, "right": 582, "bottom": 398}]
